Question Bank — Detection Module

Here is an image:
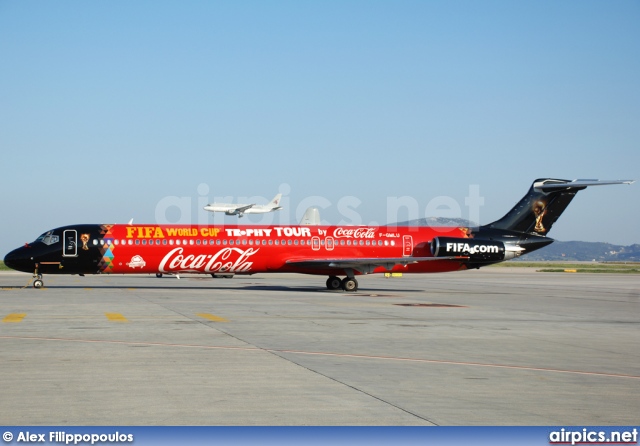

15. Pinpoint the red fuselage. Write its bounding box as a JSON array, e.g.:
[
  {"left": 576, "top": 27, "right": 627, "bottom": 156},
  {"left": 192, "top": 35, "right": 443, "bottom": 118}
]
[{"left": 99, "top": 224, "right": 469, "bottom": 276}]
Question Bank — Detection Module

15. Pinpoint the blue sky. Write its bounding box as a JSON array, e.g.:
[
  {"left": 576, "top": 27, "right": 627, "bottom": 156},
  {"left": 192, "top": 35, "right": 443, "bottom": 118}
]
[{"left": 1, "top": 0, "right": 638, "bottom": 256}]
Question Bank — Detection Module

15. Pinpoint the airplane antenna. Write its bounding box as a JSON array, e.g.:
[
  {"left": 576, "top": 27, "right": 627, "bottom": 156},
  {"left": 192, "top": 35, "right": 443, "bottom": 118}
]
[{"left": 128, "top": 218, "right": 134, "bottom": 225}]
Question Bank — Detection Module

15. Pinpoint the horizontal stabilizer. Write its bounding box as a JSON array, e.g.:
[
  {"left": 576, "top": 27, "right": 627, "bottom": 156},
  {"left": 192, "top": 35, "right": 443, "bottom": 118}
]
[{"left": 535, "top": 179, "right": 634, "bottom": 191}]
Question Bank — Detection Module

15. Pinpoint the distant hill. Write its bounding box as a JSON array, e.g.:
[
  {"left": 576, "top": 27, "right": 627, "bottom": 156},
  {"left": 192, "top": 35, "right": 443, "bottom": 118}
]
[
  {"left": 515, "top": 241, "right": 640, "bottom": 262},
  {"left": 394, "top": 219, "right": 640, "bottom": 262},
  {"left": 395, "top": 217, "right": 477, "bottom": 227}
]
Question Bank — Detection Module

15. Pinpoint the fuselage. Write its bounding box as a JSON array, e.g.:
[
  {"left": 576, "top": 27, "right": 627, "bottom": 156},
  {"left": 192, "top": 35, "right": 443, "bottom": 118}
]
[
  {"left": 4, "top": 178, "right": 630, "bottom": 291},
  {"left": 4, "top": 224, "right": 482, "bottom": 277}
]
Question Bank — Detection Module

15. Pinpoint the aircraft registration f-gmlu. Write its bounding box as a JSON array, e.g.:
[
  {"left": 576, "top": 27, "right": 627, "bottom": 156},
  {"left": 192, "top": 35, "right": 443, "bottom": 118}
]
[{"left": 4, "top": 179, "right": 634, "bottom": 291}]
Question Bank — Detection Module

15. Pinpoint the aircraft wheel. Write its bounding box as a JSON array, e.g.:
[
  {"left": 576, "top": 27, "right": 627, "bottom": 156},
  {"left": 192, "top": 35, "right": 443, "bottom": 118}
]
[
  {"left": 326, "top": 276, "right": 342, "bottom": 290},
  {"left": 156, "top": 273, "right": 163, "bottom": 278},
  {"left": 341, "top": 277, "right": 358, "bottom": 292},
  {"left": 33, "top": 279, "right": 44, "bottom": 289}
]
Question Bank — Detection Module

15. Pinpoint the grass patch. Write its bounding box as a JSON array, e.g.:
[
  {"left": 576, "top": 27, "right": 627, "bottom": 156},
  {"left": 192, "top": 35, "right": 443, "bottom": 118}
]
[
  {"left": 0, "top": 261, "right": 9, "bottom": 271},
  {"left": 537, "top": 268, "right": 640, "bottom": 274}
]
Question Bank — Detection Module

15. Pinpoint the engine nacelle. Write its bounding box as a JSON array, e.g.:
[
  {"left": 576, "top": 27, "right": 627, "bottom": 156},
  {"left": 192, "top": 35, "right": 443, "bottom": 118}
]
[{"left": 431, "top": 237, "right": 506, "bottom": 262}]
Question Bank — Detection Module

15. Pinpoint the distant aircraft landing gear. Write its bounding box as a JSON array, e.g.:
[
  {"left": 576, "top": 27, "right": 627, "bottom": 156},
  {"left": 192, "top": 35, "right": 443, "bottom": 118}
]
[{"left": 325, "top": 275, "right": 359, "bottom": 292}]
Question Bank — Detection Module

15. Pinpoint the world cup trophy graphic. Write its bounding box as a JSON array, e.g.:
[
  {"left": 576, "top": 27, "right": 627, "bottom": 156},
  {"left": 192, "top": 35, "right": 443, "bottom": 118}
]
[
  {"left": 533, "top": 200, "right": 547, "bottom": 233},
  {"left": 80, "top": 233, "right": 90, "bottom": 250}
]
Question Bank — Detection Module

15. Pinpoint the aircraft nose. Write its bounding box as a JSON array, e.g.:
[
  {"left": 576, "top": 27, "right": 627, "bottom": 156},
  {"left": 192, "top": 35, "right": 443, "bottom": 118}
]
[{"left": 3, "top": 247, "right": 33, "bottom": 273}]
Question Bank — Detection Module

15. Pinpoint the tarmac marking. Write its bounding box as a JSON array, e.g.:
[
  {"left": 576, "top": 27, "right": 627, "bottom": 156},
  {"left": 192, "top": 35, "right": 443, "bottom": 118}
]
[
  {"left": 2, "top": 313, "right": 26, "bottom": 323},
  {"left": 196, "top": 313, "right": 229, "bottom": 322},
  {"left": 104, "top": 313, "right": 128, "bottom": 322},
  {"left": 0, "top": 334, "right": 639, "bottom": 381}
]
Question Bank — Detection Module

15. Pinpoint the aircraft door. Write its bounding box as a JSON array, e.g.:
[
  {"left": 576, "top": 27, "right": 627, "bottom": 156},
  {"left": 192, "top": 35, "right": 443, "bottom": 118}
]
[
  {"left": 312, "top": 236, "right": 320, "bottom": 251},
  {"left": 63, "top": 230, "right": 78, "bottom": 257},
  {"left": 325, "top": 237, "right": 334, "bottom": 251},
  {"left": 403, "top": 235, "right": 413, "bottom": 257}
]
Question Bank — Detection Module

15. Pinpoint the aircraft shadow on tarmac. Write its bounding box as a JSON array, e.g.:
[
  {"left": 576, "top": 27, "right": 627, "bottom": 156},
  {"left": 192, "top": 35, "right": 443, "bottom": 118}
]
[{"left": 2, "top": 283, "right": 423, "bottom": 294}]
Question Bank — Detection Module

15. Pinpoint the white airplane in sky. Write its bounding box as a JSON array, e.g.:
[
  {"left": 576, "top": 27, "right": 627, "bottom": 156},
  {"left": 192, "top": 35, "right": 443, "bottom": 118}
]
[{"left": 203, "top": 194, "right": 282, "bottom": 217}]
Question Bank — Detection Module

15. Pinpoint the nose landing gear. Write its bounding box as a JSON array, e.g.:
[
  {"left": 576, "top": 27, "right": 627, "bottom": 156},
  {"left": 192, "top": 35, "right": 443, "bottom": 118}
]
[
  {"left": 33, "top": 277, "right": 44, "bottom": 289},
  {"left": 32, "top": 265, "right": 44, "bottom": 288}
]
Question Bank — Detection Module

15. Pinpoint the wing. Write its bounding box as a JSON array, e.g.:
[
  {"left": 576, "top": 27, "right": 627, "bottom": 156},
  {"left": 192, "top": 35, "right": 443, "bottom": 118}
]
[
  {"left": 225, "top": 204, "right": 255, "bottom": 215},
  {"left": 234, "top": 204, "right": 255, "bottom": 213},
  {"left": 286, "top": 256, "right": 467, "bottom": 275}
]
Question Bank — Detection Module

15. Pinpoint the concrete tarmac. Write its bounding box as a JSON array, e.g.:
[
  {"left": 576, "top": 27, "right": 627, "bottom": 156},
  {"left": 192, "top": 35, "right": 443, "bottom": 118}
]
[{"left": 0, "top": 269, "right": 638, "bottom": 425}]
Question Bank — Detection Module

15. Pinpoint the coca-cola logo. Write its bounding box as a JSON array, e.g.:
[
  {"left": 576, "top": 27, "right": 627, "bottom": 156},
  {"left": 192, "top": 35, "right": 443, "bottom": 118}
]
[
  {"left": 158, "top": 247, "right": 259, "bottom": 273},
  {"left": 333, "top": 227, "right": 376, "bottom": 239}
]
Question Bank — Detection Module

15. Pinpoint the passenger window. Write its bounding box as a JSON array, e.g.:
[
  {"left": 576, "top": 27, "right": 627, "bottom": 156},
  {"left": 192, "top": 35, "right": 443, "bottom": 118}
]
[{"left": 135, "top": 240, "right": 140, "bottom": 245}]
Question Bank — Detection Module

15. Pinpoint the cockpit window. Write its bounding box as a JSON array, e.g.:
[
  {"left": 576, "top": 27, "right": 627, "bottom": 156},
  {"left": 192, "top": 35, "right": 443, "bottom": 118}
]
[{"left": 35, "top": 231, "right": 60, "bottom": 246}]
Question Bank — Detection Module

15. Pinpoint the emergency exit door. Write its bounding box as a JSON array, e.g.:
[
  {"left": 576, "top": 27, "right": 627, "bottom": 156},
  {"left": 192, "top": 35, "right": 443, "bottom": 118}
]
[{"left": 403, "top": 235, "right": 413, "bottom": 257}]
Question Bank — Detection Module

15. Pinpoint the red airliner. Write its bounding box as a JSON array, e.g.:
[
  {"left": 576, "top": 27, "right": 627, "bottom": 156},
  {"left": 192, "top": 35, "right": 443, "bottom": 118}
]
[{"left": 3, "top": 178, "right": 633, "bottom": 290}]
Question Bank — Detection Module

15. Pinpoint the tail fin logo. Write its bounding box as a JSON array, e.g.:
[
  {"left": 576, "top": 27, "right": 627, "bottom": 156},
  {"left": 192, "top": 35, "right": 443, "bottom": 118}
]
[{"left": 533, "top": 200, "right": 548, "bottom": 233}]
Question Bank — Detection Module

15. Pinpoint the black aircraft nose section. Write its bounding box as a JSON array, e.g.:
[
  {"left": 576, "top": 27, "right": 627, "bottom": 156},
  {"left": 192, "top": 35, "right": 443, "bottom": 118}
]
[{"left": 3, "top": 247, "right": 35, "bottom": 273}]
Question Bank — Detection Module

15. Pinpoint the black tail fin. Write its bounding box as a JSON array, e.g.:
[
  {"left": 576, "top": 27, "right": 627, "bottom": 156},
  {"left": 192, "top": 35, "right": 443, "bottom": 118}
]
[{"left": 483, "top": 179, "right": 634, "bottom": 235}]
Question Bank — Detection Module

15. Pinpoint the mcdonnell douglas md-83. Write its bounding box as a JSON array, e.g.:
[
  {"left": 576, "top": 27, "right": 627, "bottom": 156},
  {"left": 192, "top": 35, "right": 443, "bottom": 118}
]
[
  {"left": 4, "top": 179, "right": 634, "bottom": 291},
  {"left": 203, "top": 193, "right": 283, "bottom": 217}
]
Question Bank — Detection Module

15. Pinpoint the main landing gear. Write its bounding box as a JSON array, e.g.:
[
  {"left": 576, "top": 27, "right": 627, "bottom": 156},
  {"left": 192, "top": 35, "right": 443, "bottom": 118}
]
[{"left": 326, "top": 275, "right": 359, "bottom": 292}]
